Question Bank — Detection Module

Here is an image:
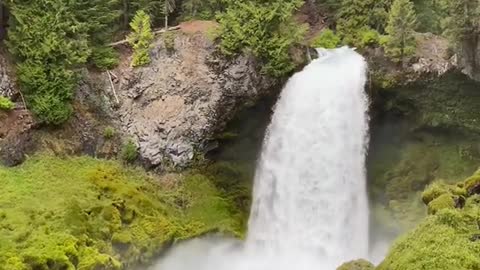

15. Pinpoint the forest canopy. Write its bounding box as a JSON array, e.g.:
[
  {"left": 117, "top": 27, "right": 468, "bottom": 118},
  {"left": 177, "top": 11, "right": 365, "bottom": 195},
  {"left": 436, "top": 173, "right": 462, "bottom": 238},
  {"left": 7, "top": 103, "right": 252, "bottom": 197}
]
[{"left": 1, "top": 0, "right": 477, "bottom": 124}]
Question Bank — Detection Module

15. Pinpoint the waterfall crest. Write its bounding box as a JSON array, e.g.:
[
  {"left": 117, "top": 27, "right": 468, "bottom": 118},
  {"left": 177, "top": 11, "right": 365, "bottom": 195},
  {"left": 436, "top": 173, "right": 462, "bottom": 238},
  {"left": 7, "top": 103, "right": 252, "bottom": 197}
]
[{"left": 153, "top": 47, "right": 370, "bottom": 270}]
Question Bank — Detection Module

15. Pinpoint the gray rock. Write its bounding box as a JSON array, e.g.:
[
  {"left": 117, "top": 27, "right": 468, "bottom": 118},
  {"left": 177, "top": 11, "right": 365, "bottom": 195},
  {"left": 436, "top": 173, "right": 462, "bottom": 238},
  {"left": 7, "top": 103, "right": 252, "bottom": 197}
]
[
  {"left": 0, "top": 53, "right": 17, "bottom": 99},
  {"left": 101, "top": 32, "right": 279, "bottom": 169}
]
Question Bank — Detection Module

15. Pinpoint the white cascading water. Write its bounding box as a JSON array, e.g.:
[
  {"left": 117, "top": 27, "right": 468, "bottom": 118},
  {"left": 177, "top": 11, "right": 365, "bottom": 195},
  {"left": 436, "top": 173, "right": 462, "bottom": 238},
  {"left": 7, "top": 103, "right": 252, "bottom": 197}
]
[{"left": 152, "top": 47, "right": 370, "bottom": 270}]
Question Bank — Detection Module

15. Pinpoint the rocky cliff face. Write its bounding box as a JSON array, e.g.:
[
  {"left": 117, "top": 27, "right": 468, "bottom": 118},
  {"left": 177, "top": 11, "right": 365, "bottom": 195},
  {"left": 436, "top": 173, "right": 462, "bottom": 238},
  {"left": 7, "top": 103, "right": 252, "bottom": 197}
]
[
  {"left": 94, "top": 26, "right": 280, "bottom": 169},
  {"left": 458, "top": 34, "right": 480, "bottom": 81}
]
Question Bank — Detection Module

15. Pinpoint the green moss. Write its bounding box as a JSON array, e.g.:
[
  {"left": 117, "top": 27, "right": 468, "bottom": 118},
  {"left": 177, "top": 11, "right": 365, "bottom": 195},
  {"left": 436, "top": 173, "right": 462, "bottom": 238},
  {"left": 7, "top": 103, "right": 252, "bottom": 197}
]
[
  {"left": 379, "top": 171, "right": 480, "bottom": 270},
  {"left": 369, "top": 128, "right": 480, "bottom": 232},
  {"left": 463, "top": 173, "right": 480, "bottom": 195},
  {"left": 337, "top": 259, "right": 374, "bottom": 270},
  {"left": 0, "top": 155, "right": 243, "bottom": 269},
  {"left": 427, "top": 193, "right": 456, "bottom": 214}
]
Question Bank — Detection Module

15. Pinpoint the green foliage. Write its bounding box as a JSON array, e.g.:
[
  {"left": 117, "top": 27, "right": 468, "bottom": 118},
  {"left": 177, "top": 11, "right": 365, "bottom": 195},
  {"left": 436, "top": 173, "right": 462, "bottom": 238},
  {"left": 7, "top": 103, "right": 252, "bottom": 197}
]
[
  {"left": 181, "top": 0, "right": 226, "bottom": 19},
  {"left": 336, "top": 0, "right": 392, "bottom": 45},
  {"left": 413, "top": 0, "right": 447, "bottom": 34},
  {"left": 121, "top": 139, "right": 138, "bottom": 163},
  {"left": 72, "top": 0, "right": 121, "bottom": 68},
  {"left": 384, "top": 0, "right": 417, "bottom": 63},
  {"left": 427, "top": 193, "right": 456, "bottom": 214},
  {"left": 6, "top": 0, "right": 120, "bottom": 124},
  {"left": 6, "top": 0, "right": 91, "bottom": 124},
  {"left": 126, "top": 0, "right": 164, "bottom": 26},
  {"left": 311, "top": 29, "right": 341, "bottom": 49},
  {"left": 337, "top": 259, "right": 375, "bottom": 270},
  {"left": 0, "top": 96, "right": 14, "bottom": 111},
  {"left": 217, "top": 0, "right": 307, "bottom": 77},
  {"left": 443, "top": 0, "right": 480, "bottom": 47},
  {"left": 164, "top": 31, "right": 176, "bottom": 51},
  {"left": 358, "top": 28, "right": 380, "bottom": 48},
  {"left": 91, "top": 47, "right": 120, "bottom": 70},
  {"left": 103, "top": 127, "right": 116, "bottom": 139},
  {"left": 0, "top": 155, "right": 243, "bottom": 269},
  {"left": 378, "top": 171, "right": 480, "bottom": 270},
  {"left": 128, "top": 10, "right": 154, "bottom": 67}
]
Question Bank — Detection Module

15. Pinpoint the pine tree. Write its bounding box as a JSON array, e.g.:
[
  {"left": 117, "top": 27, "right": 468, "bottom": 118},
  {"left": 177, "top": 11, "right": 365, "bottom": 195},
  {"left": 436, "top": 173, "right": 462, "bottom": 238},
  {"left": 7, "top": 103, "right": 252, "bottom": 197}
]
[
  {"left": 336, "top": 0, "right": 392, "bottom": 45},
  {"left": 384, "top": 0, "right": 417, "bottom": 64},
  {"left": 444, "top": 0, "right": 479, "bottom": 44},
  {"left": 6, "top": 0, "right": 91, "bottom": 124},
  {"left": 127, "top": 10, "right": 154, "bottom": 67},
  {"left": 72, "top": 0, "right": 121, "bottom": 69}
]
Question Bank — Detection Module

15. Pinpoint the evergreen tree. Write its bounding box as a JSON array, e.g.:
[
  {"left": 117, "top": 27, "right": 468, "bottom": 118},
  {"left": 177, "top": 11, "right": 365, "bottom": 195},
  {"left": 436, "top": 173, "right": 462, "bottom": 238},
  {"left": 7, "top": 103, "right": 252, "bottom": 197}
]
[
  {"left": 413, "top": 0, "right": 447, "bottom": 34},
  {"left": 217, "top": 0, "right": 306, "bottom": 77},
  {"left": 128, "top": 10, "right": 154, "bottom": 67},
  {"left": 384, "top": 0, "right": 417, "bottom": 64},
  {"left": 443, "top": 0, "right": 479, "bottom": 45},
  {"left": 181, "top": 0, "right": 227, "bottom": 19},
  {"left": 73, "top": 0, "right": 121, "bottom": 69},
  {"left": 336, "top": 0, "right": 392, "bottom": 45},
  {"left": 6, "top": 0, "right": 91, "bottom": 124}
]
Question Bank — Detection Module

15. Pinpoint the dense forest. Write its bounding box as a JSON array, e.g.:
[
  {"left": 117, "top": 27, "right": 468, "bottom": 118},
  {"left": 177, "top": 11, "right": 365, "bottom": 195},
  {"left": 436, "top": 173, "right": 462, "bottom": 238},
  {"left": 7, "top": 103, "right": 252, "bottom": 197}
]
[{"left": 0, "top": 0, "right": 478, "bottom": 124}]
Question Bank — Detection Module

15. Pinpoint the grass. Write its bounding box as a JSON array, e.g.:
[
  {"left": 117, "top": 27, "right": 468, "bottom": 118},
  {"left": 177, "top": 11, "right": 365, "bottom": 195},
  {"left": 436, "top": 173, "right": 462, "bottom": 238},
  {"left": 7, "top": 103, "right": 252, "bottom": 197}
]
[{"left": 0, "top": 155, "right": 244, "bottom": 269}]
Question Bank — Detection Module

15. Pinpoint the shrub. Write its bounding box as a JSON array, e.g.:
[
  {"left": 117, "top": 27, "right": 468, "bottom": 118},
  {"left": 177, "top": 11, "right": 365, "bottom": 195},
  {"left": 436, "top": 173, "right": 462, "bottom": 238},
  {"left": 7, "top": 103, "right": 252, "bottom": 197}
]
[
  {"left": 127, "top": 10, "right": 154, "bottom": 67},
  {"left": 0, "top": 155, "right": 244, "bottom": 269},
  {"left": 311, "top": 29, "right": 341, "bottom": 49},
  {"left": 91, "top": 46, "right": 120, "bottom": 70},
  {"left": 0, "top": 96, "right": 15, "bottom": 111},
  {"left": 163, "top": 31, "right": 175, "bottom": 51},
  {"left": 217, "top": 0, "right": 306, "bottom": 77},
  {"left": 103, "top": 127, "right": 116, "bottom": 139},
  {"left": 17, "top": 62, "right": 77, "bottom": 125},
  {"left": 358, "top": 27, "right": 380, "bottom": 48},
  {"left": 121, "top": 139, "right": 138, "bottom": 163}
]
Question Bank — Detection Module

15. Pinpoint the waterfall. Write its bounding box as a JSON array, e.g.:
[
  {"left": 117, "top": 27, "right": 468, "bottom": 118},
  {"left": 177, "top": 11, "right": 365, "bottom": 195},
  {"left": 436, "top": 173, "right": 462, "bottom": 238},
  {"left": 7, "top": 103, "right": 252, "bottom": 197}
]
[
  {"left": 246, "top": 46, "right": 370, "bottom": 268},
  {"left": 152, "top": 47, "right": 370, "bottom": 270}
]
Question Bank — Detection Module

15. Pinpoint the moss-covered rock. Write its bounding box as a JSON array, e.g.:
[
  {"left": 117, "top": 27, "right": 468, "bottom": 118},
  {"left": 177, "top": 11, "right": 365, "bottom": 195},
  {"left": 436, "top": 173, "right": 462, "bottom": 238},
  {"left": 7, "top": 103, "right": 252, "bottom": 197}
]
[
  {"left": 337, "top": 259, "right": 375, "bottom": 270},
  {"left": 427, "top": 193, "right": 456, "bottom": 214},
  {"left": 0, "top": 155, "right": 244, "bottom": 269},
  {"left": 378, "top": 171, "right": 480, "bottom": 270}
]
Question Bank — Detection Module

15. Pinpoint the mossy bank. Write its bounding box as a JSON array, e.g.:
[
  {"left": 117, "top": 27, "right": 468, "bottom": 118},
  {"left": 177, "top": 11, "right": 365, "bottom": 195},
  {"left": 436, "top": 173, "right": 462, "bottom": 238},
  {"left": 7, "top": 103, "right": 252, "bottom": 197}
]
[{"left": 0, "top": 155, "right": 246, "bottom": 269}]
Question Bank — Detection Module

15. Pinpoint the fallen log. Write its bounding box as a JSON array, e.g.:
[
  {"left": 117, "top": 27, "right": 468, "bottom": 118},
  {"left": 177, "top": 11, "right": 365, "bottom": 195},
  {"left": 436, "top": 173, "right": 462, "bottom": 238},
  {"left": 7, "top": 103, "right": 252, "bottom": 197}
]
[{"left": 108, "top": 26, "right": 180, "bottom": 47}]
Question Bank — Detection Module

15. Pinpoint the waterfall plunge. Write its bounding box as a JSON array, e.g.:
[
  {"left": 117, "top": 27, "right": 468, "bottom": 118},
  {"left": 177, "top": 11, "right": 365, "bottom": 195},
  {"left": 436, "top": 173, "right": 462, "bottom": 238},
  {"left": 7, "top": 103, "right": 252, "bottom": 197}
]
[{"left": 152, "top": 47, "right": 370, "bottom": 270}]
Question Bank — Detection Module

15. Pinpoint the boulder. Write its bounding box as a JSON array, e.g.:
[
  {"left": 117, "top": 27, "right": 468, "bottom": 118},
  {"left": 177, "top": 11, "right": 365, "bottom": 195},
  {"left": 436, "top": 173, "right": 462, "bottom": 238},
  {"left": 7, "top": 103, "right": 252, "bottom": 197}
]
[{"left": 101, "top": 29, "right": 279, "bottom": 168}]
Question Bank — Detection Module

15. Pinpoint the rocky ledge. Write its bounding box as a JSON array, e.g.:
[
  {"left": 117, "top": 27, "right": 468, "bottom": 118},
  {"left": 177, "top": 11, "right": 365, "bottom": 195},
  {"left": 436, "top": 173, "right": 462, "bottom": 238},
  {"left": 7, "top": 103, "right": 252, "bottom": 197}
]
[{"left": 89, "top": 22, "right": 280, "bottom": 169}]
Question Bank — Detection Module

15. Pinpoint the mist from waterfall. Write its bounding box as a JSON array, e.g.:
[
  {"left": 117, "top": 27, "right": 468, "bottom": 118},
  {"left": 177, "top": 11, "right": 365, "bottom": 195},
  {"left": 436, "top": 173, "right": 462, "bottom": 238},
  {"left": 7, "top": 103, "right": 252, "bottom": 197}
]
[{"left": 151, "top": 47, "right": 370, "bottom": 270}]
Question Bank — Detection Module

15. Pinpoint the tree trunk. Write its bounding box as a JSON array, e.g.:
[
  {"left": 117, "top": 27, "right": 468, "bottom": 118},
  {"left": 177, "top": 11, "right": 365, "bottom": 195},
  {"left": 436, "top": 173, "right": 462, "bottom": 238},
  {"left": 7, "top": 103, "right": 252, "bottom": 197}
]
[
  {"left": 123, "top": 0, "right": 129, "bottom": 29},
  {"left": 165, "top": 0, "right": 169, "bottom": 30}
]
